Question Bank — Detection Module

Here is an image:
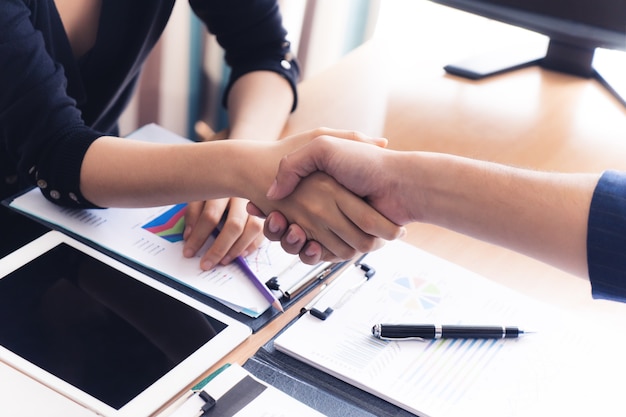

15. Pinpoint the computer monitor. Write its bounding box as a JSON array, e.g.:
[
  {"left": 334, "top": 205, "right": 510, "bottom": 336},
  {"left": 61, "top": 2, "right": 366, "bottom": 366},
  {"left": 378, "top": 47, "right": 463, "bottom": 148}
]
[{"left": 428, "top": 0, "right": 626, "bottom": 106}]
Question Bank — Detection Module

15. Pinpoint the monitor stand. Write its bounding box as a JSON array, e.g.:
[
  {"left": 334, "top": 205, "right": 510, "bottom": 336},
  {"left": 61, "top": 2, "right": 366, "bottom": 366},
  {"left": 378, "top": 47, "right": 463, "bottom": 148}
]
[
  {"left": 444, "top": 39, "right": 626, "bottom": 108},
  {"left": 594, "top": 50, "right": 626, "bottom": 108}
]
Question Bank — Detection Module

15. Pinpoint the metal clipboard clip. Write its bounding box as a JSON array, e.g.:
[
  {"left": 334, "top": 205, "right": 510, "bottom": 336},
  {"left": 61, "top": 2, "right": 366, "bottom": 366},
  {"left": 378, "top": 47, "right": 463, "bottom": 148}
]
[{"left": 302, "top": 258, "right": 376, "bottom": 321}]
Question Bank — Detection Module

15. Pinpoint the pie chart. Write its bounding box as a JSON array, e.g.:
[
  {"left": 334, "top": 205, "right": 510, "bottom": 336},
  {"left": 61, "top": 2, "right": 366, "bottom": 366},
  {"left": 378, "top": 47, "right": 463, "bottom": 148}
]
[{"left": 387, "top": 276, "right": 442, "bottom": 310}]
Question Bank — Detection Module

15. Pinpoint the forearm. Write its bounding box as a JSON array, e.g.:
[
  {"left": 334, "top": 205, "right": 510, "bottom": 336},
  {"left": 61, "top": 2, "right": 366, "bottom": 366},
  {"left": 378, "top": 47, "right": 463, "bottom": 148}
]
[
  {"left": 410, "top": 152, "right": 598, "bottom": 278},
  {"left": 226, "top": 71, "right": 293, "bottom": 140},
  {"left": 80, "top": 136, "right": 261, "bottom": 207}
]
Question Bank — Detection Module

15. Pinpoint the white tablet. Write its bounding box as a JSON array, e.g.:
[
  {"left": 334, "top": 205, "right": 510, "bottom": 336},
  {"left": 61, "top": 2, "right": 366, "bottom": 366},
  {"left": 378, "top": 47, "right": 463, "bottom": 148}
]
[{"left": 0, "top": 231, "right": 251, "bottom": 417}]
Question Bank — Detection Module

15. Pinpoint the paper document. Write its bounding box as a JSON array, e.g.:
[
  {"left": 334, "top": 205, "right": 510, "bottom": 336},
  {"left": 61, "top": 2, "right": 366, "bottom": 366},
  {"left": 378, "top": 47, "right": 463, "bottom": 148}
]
[
  {"left": 275, "top": 239, "right": 626, "bottom": 417},
  {"left": 8, "top": 124, "right": 317, "bottom": 317}
]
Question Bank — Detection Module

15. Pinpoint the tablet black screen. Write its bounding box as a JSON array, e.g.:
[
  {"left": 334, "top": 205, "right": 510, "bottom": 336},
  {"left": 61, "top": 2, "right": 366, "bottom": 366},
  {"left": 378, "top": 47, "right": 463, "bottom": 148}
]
[{"left": 0, "top": 243, "right": 227, "bottom": 409}]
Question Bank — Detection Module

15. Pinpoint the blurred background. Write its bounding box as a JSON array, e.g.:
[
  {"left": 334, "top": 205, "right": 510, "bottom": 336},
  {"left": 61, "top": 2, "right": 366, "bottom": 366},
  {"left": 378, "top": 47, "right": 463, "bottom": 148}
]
[
  {"left": 118, "top": 0, "right": 623, "bottom": 140},
  {"left": 118, "top": 0, "right": 383, "bottom": 139}
]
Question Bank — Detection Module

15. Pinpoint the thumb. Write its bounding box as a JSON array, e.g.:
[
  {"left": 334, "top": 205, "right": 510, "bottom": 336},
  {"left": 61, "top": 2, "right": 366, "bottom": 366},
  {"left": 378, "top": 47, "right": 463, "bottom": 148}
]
[{"left": 267, "top": 135, "right": 388, "bottom": 200}]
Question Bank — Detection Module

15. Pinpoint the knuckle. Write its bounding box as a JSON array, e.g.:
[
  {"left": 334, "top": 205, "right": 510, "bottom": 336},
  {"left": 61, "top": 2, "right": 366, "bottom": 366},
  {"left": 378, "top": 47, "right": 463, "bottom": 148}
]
[
  {"left": 311, "top": 127, "right": 331, "bottom": 138},
  {"left": 225, "top": 218, "right": 246, "bottom": 236},
  {"left": 320, "top": 251, "right": 341, "bottom": 263},
  {"left": 347, "top": 130, "right": 361, "bottom": 141},
  {"left": 247, "top": 217, "right": 264, "bottom": 235},
  {"left": 200, "top": 207, "right": 222, "bottom": 224},
  {"left": 334, "top": 245, "right": 358, "bottom": 261},
  {"left": 355, "top": 236, "right": 380, "bottom": 254}
]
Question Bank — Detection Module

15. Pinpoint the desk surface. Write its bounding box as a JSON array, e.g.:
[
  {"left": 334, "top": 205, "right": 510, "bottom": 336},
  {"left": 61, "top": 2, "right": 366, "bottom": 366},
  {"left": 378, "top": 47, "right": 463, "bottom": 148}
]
[{"left": 190, "top": 37, "right": 626, "bottom": 396}]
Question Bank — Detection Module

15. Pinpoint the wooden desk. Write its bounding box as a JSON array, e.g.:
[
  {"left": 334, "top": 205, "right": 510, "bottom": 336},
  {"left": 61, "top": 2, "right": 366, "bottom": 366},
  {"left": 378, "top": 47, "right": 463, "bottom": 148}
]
[
  {"left": 158, "top": 39, "right": 626, "bottom": 414},
  {"left": 381, "top": 48, "right": 626, "bottom": 317}
]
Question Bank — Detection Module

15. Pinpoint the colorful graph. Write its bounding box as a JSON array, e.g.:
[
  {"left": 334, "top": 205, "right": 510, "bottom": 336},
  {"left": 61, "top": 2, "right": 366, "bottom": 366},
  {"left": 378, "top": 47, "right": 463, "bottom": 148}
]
[
  {"left": 142, "top": 203, "right": 187, "bottom": 242},
  {"left": 387, "top": 275, "right": 442, "bottom": 310}
]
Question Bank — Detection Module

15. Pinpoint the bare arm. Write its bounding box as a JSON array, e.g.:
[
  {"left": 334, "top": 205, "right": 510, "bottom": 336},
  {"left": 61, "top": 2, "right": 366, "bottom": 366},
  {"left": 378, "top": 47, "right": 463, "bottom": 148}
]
[
  {"left": 262, "top": 137, "right": 597, "bottom": 277},
  {"left": 407, "top": 152, "right": 596, "bottom": 278},
  {"left": 226, "top": 71, "right": 293, "bottom": 140},
  {"left": 80, "top": 129, "right": 403, "bottom": 263},
  {"left": 80, "top": 136, "right": 251, "bottom": 207}
]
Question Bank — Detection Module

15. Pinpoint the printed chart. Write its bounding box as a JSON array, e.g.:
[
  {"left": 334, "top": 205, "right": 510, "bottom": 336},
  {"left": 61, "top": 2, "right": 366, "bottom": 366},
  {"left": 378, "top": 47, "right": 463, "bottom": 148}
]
[
  {"left": 142, "top": 203, "right": 187, "bottom": 243},
  {"left": 387, "top": 275, "right": 442, "bottom": 311}
]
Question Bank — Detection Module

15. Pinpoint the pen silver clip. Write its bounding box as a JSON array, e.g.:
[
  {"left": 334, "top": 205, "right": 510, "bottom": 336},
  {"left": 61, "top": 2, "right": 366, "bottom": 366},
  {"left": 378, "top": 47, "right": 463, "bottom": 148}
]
[
  {"left": 371, "top": 323, "right": 426, "bottom": 341},
  {"left": 378, "top": 336, "right": 427, "bottom": 342}
]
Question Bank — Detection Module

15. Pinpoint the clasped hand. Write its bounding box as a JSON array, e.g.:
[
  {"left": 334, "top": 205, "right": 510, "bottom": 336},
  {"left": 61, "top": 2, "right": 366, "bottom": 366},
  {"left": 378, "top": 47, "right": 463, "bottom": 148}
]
[{"left": 246, "top": 128, "right": 406, "bottom": 264}]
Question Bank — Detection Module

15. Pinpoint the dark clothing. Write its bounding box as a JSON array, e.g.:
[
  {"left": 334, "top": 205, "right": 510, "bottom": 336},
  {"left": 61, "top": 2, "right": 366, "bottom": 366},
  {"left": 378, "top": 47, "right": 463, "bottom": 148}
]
[
  {"left": 0, "top": 0, "right": 299, "bottom": 210},
  {"left": 587, "top": 170, "right": 626, "bottom": 302}
]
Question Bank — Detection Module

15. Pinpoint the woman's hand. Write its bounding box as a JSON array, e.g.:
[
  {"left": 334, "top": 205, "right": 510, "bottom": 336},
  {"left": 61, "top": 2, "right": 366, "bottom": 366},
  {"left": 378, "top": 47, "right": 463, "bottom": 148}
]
[{"left": 182, "top": 198, "right": 264, "bottom": 270}]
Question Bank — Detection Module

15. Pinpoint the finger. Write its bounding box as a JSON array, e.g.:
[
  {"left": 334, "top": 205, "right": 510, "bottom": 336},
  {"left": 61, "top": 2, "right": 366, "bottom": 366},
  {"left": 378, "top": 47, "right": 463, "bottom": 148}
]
[
  {"left": 200, "top": 199, "right": 263, "bottom": 269},
  {"left": 310, "top": 128, "right": 387, "bottom": 147},
  {"left": 246, "top": 201, "right": 266, "bottom": 218},
  {"left": 183, "top": 200, "right": 225, "bottom": 258},
  {"left": 309, "top": 223, "right": 360, "bottom": 261},
  {"left": 263, "top": 211, "right": 289, "bottom": 242},
  {"left": 243, "top": 230, "right": 265, "bottom": 257},
  {"left": 183, "top": 201, "right": 203, "bottom": 241},
  {"left": 218, "top": 215, "right": 264, "bottom": 265},
  {"left": 337, "top": 197, "right": 404, "bottom": 243},
  {"left": 297, "top": 183, "right": 392, "bottom": 256},
  {"left": 279, "top": 224, "right": 308, "bottom": 254},
  {"left": 267, "top": 133, "right": 388, "bottom": 200},
  {"left": 265, "top": 142, "right": 324, "bottom": 200},
  {"left": 297, "top": 240, "right": 324, "bottom": 265}
]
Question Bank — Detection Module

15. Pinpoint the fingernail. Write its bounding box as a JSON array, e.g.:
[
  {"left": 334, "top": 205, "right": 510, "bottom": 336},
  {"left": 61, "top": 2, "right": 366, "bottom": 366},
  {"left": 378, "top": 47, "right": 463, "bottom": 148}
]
[
  {"left": 266, "top": 180, "right": 278, "bottom": 199},
  {"left": 183, "top": 248, "right": 194, "bottom": 258},
  {"left": 286, "top": 230, "right": 300, "bottom": 244},
  {"left": 268, "top": 215, "right": 280, "bottom": 233},
  {"left": 202, "top": 260, "right": 214, "bottom": 270},
  {"left": 304, "top": 246, "right": 318, "bottom": 257}
]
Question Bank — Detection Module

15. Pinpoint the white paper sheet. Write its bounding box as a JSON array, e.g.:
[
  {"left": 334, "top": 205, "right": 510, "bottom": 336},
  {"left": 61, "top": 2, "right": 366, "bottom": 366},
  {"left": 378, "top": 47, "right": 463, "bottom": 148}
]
[{"left": 275, "top": 239, "right": 626, "bottom": 417}]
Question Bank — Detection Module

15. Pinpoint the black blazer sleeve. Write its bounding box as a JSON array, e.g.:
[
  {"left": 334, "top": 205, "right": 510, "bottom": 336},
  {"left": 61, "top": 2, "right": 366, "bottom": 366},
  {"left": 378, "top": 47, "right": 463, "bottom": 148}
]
[{"left": 188, "top": 0, "right": 301, "bottom": 111}]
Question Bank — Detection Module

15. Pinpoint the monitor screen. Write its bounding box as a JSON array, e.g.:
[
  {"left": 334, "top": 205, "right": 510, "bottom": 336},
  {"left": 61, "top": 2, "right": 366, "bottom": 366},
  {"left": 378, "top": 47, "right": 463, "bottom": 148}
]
[{"left": 479, "top": 0, "right": 625, "bottom": 35}]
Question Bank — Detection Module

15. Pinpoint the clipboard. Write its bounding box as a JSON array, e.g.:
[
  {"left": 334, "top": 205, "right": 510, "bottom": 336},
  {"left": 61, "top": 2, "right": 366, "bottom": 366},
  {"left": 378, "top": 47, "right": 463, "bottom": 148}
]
[
  {"left": 243, "top": 342, "right": 412, "bottom": 417},
  {"left": 243, "top": 239, "right": 626, "bottom": 417},
  {"left": 242, "top": 252, "right": 413, "bottom": 417},
  {"left": 166, "top": 363, "right": 327, "bottom": 417}
]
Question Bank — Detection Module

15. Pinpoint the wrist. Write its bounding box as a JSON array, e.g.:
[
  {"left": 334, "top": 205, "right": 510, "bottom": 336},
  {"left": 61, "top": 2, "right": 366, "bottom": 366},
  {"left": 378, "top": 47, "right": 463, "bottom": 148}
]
[
  {"left": 226, "top": 141, "right": 278, "bottom": 204},
  {"left": 389, "top": 151, "right": 434, "bottom": 224}
]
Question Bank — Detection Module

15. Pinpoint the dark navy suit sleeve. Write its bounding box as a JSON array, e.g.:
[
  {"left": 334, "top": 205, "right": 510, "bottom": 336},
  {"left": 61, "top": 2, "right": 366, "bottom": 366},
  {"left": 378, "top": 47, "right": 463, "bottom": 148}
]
[
  {"left": 188, "top": 0, "right": 300, "bottom": 111},
  {"left": 0, "top": 0, "right": 102, "bottom": 207},
  {"left": 587, "top": 170, "right": 626, "bottom": 302}
]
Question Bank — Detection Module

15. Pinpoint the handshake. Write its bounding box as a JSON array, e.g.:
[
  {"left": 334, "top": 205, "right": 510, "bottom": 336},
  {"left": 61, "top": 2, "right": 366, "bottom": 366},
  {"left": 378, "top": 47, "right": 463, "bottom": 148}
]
[
  {"left": 245, "top": 127, "right": 413, "bottom": 265},
  {"left": 244, "top": 126, "right": 594, "bottom": 281}
]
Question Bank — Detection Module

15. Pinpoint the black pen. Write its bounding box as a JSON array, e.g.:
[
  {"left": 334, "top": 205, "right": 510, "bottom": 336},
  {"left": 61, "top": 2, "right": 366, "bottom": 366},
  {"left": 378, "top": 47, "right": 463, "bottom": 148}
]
[{"left": 371, "top": 324, "right": 527, "bottom": 340}]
